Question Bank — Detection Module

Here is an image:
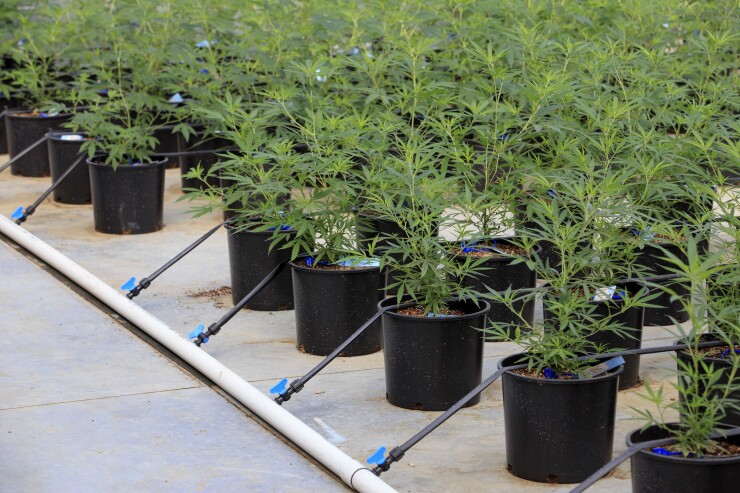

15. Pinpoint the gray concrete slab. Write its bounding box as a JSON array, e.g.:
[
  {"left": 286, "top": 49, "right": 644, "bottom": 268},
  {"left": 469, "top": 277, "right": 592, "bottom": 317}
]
[
  {"left": 1, "top": 152, "right": 736, "bottom": 493},
  {"left": 0, "top": 237, "right": 347, "bottom": 492}
]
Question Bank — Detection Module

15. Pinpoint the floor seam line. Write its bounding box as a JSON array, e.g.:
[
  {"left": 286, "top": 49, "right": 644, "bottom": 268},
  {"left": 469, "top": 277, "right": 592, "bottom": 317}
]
[{"left": 0, "top": 385, "right": 202, "bottom": 411}]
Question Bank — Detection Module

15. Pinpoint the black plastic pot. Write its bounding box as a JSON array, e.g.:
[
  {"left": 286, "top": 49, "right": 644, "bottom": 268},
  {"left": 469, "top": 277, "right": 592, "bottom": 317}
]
[
  {"left": 46, "top": 132, "right": 91, "bottom": 204},
  {"left": 382, "top": 299, "right": 489, "bottom": 411},
  {"left": 627, "top": 424, "right": 740, "bottom": 493},
  {"left": 153, "top": 125, "right": 180, "bottom": 168},
  {"left": 0, "top": 93, "right": 23, "bottom": 155},
  {"left": 499, "top": 353, "right": 623, "bottom": 483},
  {"left": 542, "top": 281, "right": 646, "bottom": 390},
  {"left": 291, "top": 260, "right": 383, "bottom": 356},
  {"left": 355, "top": 212, "right": 439, "bottom": 295},
  {"left": 227, "top": 223, "right": 294, "bottom": 311},
  {"left": 5, "top": 110, "right": 72, "bottom": 176},
  {"left": 87, "top": 157, "right": 168, "bottom": 234},
  {"left": 675, "top": 336, "right": 740, "bottom": 427},
  {"left": 457, "top": 238, "right": 539, "bottom": 339},
  {"left": 633, "top": 240, "right": 690, "bottom": 326},
  {"left": 177, "top": 132, "right": 227, "bottom": 191}
]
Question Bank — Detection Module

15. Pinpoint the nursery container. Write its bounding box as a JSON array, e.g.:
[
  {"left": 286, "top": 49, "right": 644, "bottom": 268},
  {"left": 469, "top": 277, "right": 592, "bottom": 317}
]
[
  {"left": 227, "top": 223, "right": 294, "bottom": 311},
  {"left": 291, "top": 260, "right": 383, "bottom": 356},
  {"left": 88, "top": 157, "right": 168, "bottom": 234},
  {"left": 500, "top": 353, "right": 622, "bottom": 483},
  {"left": 5, "top": 110, "right": 72, "bottom": 176},
  {"left": 457, "top": 238, "right": 540, "bottom": 339},
  {"left": 627, "top": 424, "right": 740, "bottom": 493},
  {"left": 675, "top": 335, "right": 740, "bottom": 427},
  {"left": 177, "top": 132, "right": 227, "bottom": 191},
  {"left": 633, "top": 240, "right": 691, "bottom": 326},
  {"left": 543, "top": 281, "right": 646, "bottom": 390},
  {"left": 47, "top": 132, "right": 91, "bottom": 204},
  {"left": 382, "top": 299, "right": 489, "bottom": 410}
]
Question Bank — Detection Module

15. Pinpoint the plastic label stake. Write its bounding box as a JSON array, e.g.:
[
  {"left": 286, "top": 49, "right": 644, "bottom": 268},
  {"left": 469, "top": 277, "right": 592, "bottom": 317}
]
[
  {"left": 592, "top": 285, "right": 616, "bottom": 301},
  {"left": 579, "top": 356, "right": 625, "bottom": 379}
]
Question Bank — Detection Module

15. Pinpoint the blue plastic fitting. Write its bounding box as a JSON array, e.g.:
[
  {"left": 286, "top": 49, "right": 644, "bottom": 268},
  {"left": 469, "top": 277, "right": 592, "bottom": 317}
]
[
  {"left": 367, "top": 447, "right": 387, "bottom": 465},
  {"left": 270, "top": 378, "right": 288, "bottom": 395},
  {"left": 10, "top": 206, "right": 24, "bottom": 220},
  {"left": 121, "top": 277, "right": 137, "bottom": 291},
  {"left": 188, "top": 324, "right": 207, "bottom": 343}
]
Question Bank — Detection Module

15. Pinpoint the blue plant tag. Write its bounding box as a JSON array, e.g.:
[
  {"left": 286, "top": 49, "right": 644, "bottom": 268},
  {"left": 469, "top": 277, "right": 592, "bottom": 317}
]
[
  {"left": 367, "top": 446, "right": 386, "bottom": 465},
  {"left": 721, "top": 349, "right": 740, "bottom": 360},
  {"left": 543, "top": 368, "right": 557, "bottom": 379},
  {"left": 10, "top": 206, "right": 24, "bottom": 220},
  {"left": 168, "top": 93, "right": 184, "bottom": 103},
  {"left": 652, "top": 447, "right": 682, "bottom": 456}
]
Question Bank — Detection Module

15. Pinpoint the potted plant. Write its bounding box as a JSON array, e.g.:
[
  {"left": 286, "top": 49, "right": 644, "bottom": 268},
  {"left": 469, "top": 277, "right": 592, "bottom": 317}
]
[
  {"left": 628, "top": 233, "right": 740, "bottom": 492},
  {"left": 360, "top": 129, "right": 491, "bottom": 410},
  {"left": 3, "top": 5, "right": 87, "bottom": 176},
  {"left": 68, "top": 5, "right": 185, "bottom": 234},
  {"left": 182, "top": 95, "right": 297, "bottom": 312}
]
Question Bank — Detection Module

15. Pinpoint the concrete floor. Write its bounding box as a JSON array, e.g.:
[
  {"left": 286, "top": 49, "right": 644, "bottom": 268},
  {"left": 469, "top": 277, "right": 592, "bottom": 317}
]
[{"left": 0, "top": 153, "right": 733, "bottom": 492}]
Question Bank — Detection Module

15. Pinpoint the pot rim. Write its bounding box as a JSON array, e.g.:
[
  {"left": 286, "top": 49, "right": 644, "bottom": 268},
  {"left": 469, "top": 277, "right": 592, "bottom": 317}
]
[
  {"left": 454, "top": 236, "right": 543, "bottom": 262},
  {"left": 86, "top": 155, "right": 169, "bottom": 168},
  {"left": 382, "top": 298, "right": 491, "bottom": 322},
  {"left": 626, "top": 424, "right": 740, "bottom": 464},
  {"left": 498, "top": 352, "right": 624, "bottom": 384},
  {"left": 46, "top": 131, "right": 90, "bottom": 142},
  {"left": 673, "top": 335, "right": 740, "bottom": 363},
  {"left": 289, "top": 258, "right": 381, "bottom": 274},
  {"left": 226, "top": 222, "right": 295, "bottom": 235},
  {"left": 6, "top": 108, "right": 73, "bottom": 119}
]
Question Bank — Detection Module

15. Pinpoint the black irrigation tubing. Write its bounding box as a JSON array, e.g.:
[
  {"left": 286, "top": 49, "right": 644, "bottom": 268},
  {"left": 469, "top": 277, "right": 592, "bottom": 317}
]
[
  {"left": 0, "top": 134, "right": 48, "bottom": 174},
  {"left": 13, "top": 153, "right": 86, "bottom": 225},
  {"left": 153, "top": 146, "right": 238, "bottom": 158},
  {"left": 370, "top": 338, "right": 730, "bottom": 476},
  {"left": 190, "top": 259, "right": 290, "bottom": 346},
  {"left": 123, "top": 217, "right": 235, "bottom": 299},
  {"left": 571, "top": 427, "right": 740, "bottom": 493},
  {"left": 275, "top": 273, "right": 685, "bottom": 406},
  {"left": 273, "top": 298, "right": 420, "bottom": 405}
]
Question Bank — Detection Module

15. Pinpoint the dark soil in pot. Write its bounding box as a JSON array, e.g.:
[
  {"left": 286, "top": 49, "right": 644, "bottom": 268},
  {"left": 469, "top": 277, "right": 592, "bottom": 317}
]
[
  {"left": 5, "top": 110, "right": 72, "bottom": 176},
  {"left": 227, "top": 223, "right": 294, "bottom": 311},
  {"left": 47, "top": 132, "right": 91, "bottom": 204},
  {"left": 627, "top": 424, "right": 740, "bottom": 493},
  {"left": 499, "top": 353, "right": 623, "bottom": 483},
  {"left": 87, "top": 157, "right": 168, "bottom": 234},
  {"left": 675, "top": 335, "right": 740, "bottom": 427},
  {"left": 153, "top": 125, "right": 180, "bottom": 168},
  {"left": 382, "top": 299, "right": 489, "bottom": 411},
  {"left": 456, "top": 238, "right": 539, "bottom": 340},
  {"left": 291, "top": 259, "right": 383, "bottom": 356}
]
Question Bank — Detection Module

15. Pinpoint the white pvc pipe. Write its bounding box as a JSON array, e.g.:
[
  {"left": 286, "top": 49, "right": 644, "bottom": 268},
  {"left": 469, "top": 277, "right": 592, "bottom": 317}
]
[{"left": 0, "top": 215, "right": 397, "bottom": 493}]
